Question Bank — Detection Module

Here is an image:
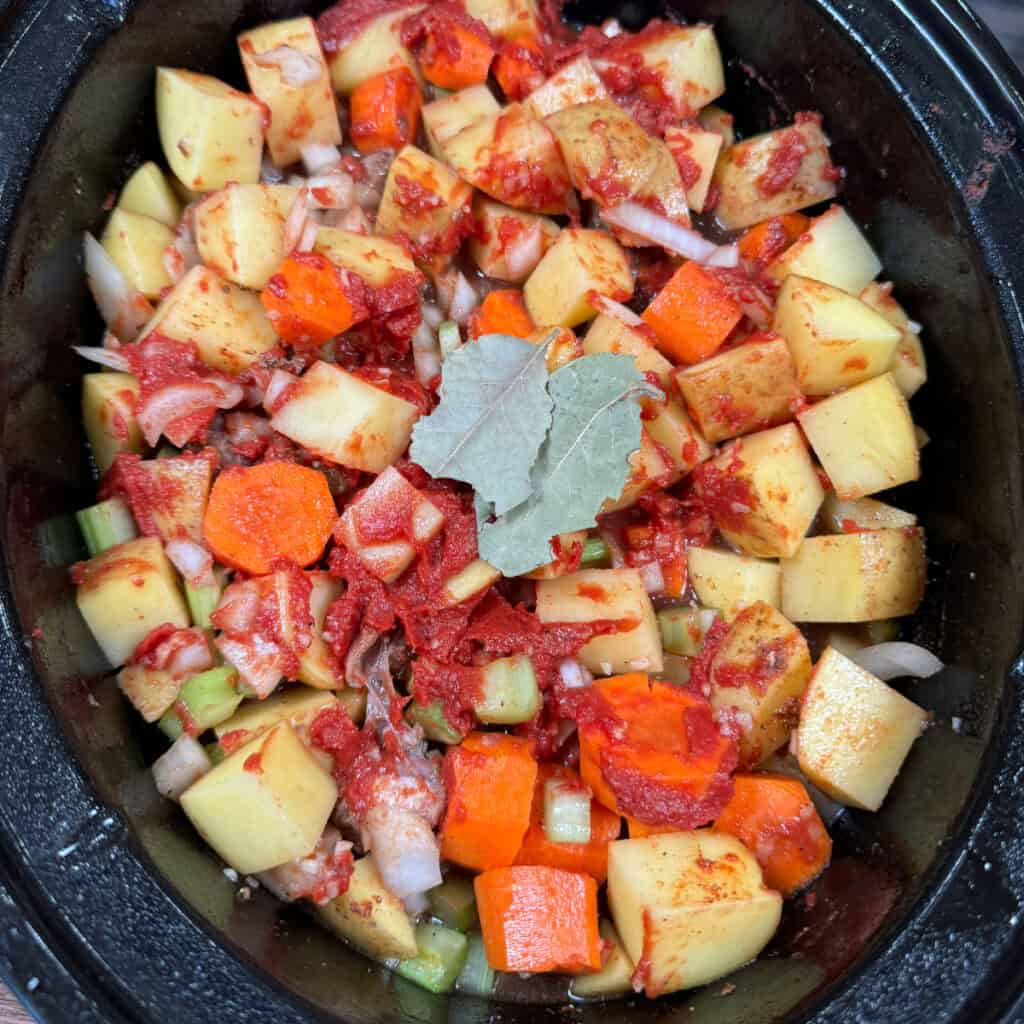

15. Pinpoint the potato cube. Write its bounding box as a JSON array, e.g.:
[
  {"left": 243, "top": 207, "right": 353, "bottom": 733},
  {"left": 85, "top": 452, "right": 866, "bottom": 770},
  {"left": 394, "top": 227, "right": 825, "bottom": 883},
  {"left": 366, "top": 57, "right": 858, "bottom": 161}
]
[
  {"left": 463, "top": 0, "right": 540, "bottom": 40},
  {"left": 626, "top": 140, "right": 690, "bottom": 231},
  {"left": 773, "top": 276, "right": 901, "bottom": 395},
  {"left": 601, "top": 429, "right": 677, "bottom": 514},
  {"left": 536, "top": 569, "right": 663, "bottom": 675},
  {"left": 797, "top": 373, "right": 919, "bottom": 499},
  {"left": 607, "top": 832, "right": 781, "bottom": 997},
  {"left": 117, "top": 665, "right": 180, "bottom": 723},
  {"left": 525, "top": 57, "right": 608, "bottom": 119},
  {"left": 524, "top": 228, "right": 632, "bottom": 328},
  {"left": 297, "top": 572, "right": 345, "bottom": 691},
  {"left": 675, "top": 334, "right": 802, "bottom": 443},
  {"left": 708, "top": 601, "right": 812, "bottom": 768},
  {"left": 860, "top": 282, "right": 928, "bottom": 398},
  {"left": 101, "top": 208, "right": 175, "bottom": 299},
  {"left": 713, "top": 118, "right": 839, "bottom": 231},
  {"left": 82, "top": 372, "right": 143, "bottom": 473},
  {"left": 443, "top": 558, "right": 501, "bottom": 604},
  {"left": 765, "top": 205, "right": 882, "bottom": 294},
  {"left": 570, "top": 920, "right": 635, "bottom": 1000},
  {"left": 643, "top": 398, "right": 711, "bottom": 474},
  {"left": 796, "top": 646, "right": 927, "bottom": 811},
  {"left": 688, "top": 548, "right": 781, "bottom": 620},
  {"left": 469, "top": 196, "right": 558, "bottom": 283},
  {"left": 156, "top": 68, "right": 265, "bottom": 192},
  {"left": 118, "top": 162, "right": 181, "bottom": 226},
  {"left": 698, "top": 104, "right": 735, "bottom": 146},
  {"left": 270, "top": 360, "right": 419, "bottom": 472},
  {"left": 314, "top": 227, "right": 419, "bottom": 287},
  {"left": 140, "top": 265, "right": 279, "bottom": 374},
  {"left": 582, "top": 315, "right": 674, "bottom": 388},
  {"left": 325, "top": 7, "right": 423, "bottom": 95},
  {"left": 699, "top": 424, "right": 823, "bottom": 559},
  {"left": 664, "top": 122, "right": 723, "bottom": 212},
  {"left": 820, "top": 493, "right": 916, "bottom": 533},
  {"left": 75, "top": 536, "right": 189, "bottom": 666},
  {"left": 316, "top": 855, "right": 417, "bottom": 959},
  {"left": 781, "top": 529, "right": 926, "bottom": 623},
  {"left": 127, "top": 455, "right": 213, "bottom": 544},
  {"left": 238, "top": 17, "right": 340, "bottom": 167},
  {"left": 422, "top": 85, "right": 500, "bottom": 158},
  {"left": 215, "top": 686, "right": 338, "bottom": 751},
  {"left": 181, "top": 722, "right": 337, "bottom": 874}
]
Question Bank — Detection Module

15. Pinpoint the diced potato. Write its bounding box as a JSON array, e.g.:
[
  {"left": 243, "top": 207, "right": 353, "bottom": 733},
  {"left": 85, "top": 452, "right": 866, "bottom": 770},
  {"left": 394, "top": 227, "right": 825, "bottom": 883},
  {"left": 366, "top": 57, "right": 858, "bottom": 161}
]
[
  {"left": 773, "top": 276, "right": 901, "bottom": 395},
  {"left": 422, "top": 85, "right": 500, "bottom": 159},
  {"left": 82, "top": 372, "right": 143, "bottom": 473},
  {"left": 702, "top": 424, "right": 824, "bottom": 559},
  {"left": 326, "top": 7, "right": 423, "bottom": 95},
  {"left": 215, "top": 686, "right": 338, "bottom": 749},
  {"left": 463, "top": 0, "right": 540, "bottom": 40},
  {"left": 601, "top": 429, "right": 677, "bottom": 514},
  {"left": 664, "top": 122, "right": 723, "bottom": 212},
  {"left": 195, "top": 184, "right": 298, "bottom": 290},
  {"left": 140, "top": 265, "right": 278, "bottom": 374},
  {"left": 765, "top": 205, "right": 882, "bottom": 294},
  {"left": 181, "top": 722, "right": 337, "bottom": 874},
  {"left": 314, "top": 227, "right": 419, "bottom": 287},
  {"left": 101, "top": 208, "right": 175, "bottom": 299},
  {"left": 75, "top": 536, "right": 189, "bottom": 666},
  {"left": 698, "top": 104, "right": 735, "bottom": 146},
  {"left": 570, "top": 920, "right": 635, "bottom": 1000},
  {"left": 316, "top": 855, "right": 418, "bottom": 959},
  {"left": 713, "top": 119, "right": 839, "bottom": 231},
  {"left": 536, "top": 569, "right": 663, "bottom": 675},
  {"left": 796, "top": 646, "right": 927, "bottom": 811},
  {"left": 271, "top": 361, "right": 419, "bottom": 472},
  {"left": 297, "top": 572, "right": 345, "bottom": 691},
  {"left": 525, "top": 531, "right": 587, "bottom": 581},
  {"left": 525, "top": 57, "right": 609, "bottom": 119},
  {"left": 860, "top": 282, "right": 928, "bottom": 398},
  {"left": 708, "top": 602, "right": 812, "bottom": 768},
  {"left": 443, "top": 558, "right": 501, "bottom": 604},
  {"left": 118, "top": 162, "right": 181, "bottom": 225},
  {"left": 820, "top": 493, "right": 917, "bottom": 533},
  {"left": 128, "top": 455, "right": 213, "bottom": 543},
  {"left": 375, "top": 146, "right": 474, "bottom": 271},
  {"left": 524, "top": 228, "right": 632, "bottom": 328},
  {"left": 607, "top": 832, "right": 782, "bottom": 997},
  {"left": 781, "top": 529, "right": 926, "bottom": 623},
  {"left": 469, "top": 196, "right": 558, "bottom": 283},
  {"left": 642, "top": 399, "right": 711, "bottom": 475},
  {"left": 582, "top": 315, "right": 674, "bottom": 388},
  {"left": 238, "top": 17, "right": 340, "bottom": 167},
  {"left": 688, "top": 548, "right": 782, "bottom": 620},
  {"left": 797, "top": 373, "right": 919, "bottom": 499},
  {"left": 675, "top": 334, "right": 802, "bottom": 444},
  {"left": 118, "top": 665, "right": 180, "bottom": 723},
  {"left": 441, "top": 104, "right": 572, "bottom": 214},
  {"left": 155, "top": 68, "right": 264, "bottom": 192},
  {"left": 628, "top": 140, "right": 690, "bottom": 230}
]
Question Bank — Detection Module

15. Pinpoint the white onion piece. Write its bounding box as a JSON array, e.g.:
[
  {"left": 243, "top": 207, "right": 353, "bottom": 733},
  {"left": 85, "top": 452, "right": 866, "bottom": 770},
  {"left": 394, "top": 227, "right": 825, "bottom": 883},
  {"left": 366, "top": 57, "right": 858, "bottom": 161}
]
[
  {"left": 503, "top": 222, "right": 543, "bottom": 280},
  {"left": 166, "top": 635, "right": 215, "bottom": 679},
  {"left": 152, "top": 735, "right": 210, "bottom": 802},
  {"left": 287, "top": 174, "right": 307, "bottom": 187},
  {"left": 421, "top": 302, "right": 443, "bottom": 329},
  {"left": 263, "top": 368, "right": 297, "bottom": 412},
  {"left": 283, "top": 186, "right": 311, "bottom": 253},
  {"left": 251, "top": 45, "right": 321, "bottom": 87},
  {"left": 906, "top": 318, "right": 923, "bottom": 334},
  {"left": 558, "top": 658, "right": 593, "bottom": 690},
  {"left": 601, "top": 17, "right": 623, "bottom": 36},
  {"left": 404, "top": 891, "right": 430, "bottom": 916},
  {"left": 260, "top": 154, "right": 286, "bottom": 184},
  {"left": 365, "top": 806, "right": 442, "bottom": 898},
  {"left": 72, "top": 345, "right": 132, "bottom": 372},
  {"left": 165, "top": 538, "right": 215, "bottom": 588},
  {"left": 297, "top": 219, "right": 319, "bottom": 253},
  {"left": 211, "top": 582, "right": 259, "bottom": 635},
  {"left": 638, "top": 561, "right": 665, "bottom": 595},
  {"left": 83, "top": 233, "right": 153, "bottom": 340},
  {"left": 599, "top": 527, "right": 627, "bottom": 569},
  {"left": 327, "top": 204, "right": 370, "bottom": 234},
  {"left": 448, "top": 273, "right": 478, "bottom": 325},
  {"left": 138, "top": 379, "right": 244, "bottom": 447},
  {"left": 163, "top": 223, "right": 201, "bottom": 284},
  {"left": 590, "top": 293, "right": 643, "bottom": 327},
  {"left": 848, "top": 642, "right": 943, "bottom": 681},
  {"left": 603, "top": 203, "right": 732, "bottom": 266},
  {"left": 412, "top": 321, "right": 442, "bottom": 386},
  {"left": 307, "top": 171, "right": 354, "bottom": 210},
  {"left": 705, "top": 243, "right": 741, "bottom": 269},
  {"left": 302, "top": 142, "right": 343, "bottom": 176}
]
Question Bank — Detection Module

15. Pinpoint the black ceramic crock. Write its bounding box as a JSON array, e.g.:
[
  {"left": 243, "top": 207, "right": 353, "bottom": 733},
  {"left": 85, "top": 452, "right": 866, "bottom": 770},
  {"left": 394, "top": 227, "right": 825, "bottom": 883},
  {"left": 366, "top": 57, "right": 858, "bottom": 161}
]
[{"left": 2, "top": 0, "right": 1024, "bottom": 1021}]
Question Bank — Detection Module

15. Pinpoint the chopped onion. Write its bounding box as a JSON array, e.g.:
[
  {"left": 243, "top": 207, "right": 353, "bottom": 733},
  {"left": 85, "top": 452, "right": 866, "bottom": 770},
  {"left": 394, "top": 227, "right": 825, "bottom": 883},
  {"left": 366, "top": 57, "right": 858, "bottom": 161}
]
[
  {"left": 165, "top": 538, "right": 215, "bottom": 588},
  {"left": 705, "top": 244, "right": 741, "bottom": 268},
  {"left": 326, "top": 204, "right": 370, "bottom": 234},
  {"left": 602, "top": 203, "right": 738, "bottom": 267},
  {"left": 301, "top": 142, "right": 343, "bottom": 176},
  {"left": 152, "top": 735, "right": 210, "bottom": 802},
  {"left": 906, "top": 318, "right": 923, "bottom": 334},
  {"left": 590, "top": 293, "right": 643, "bottom": 327},
  {"left": 307, "top": 171, "right": 354, "bottom": 210},
  {"left": 260, "top": 154, "right": 286, "bottom": 184},
  {"left": 599, "top": 526, "right": 627, "bottom": 569},
  {"left": 543, "top": 777, "right": 591, "bottom": 844},
  {"left": 638, "top": 561, "right": 665, "bottom": 595},
  {"left": 421, "top": 302, "right": 443, "bottom": 329},
  {"left": 251, "top": 45, "right": 321, "bottom": 87},
  {"left": 165, "top": 633, "right": 215, "bottom": 679},
  {"left": 503, "top": 222, "right": 543, "bottom": 280},
  {"left": 601, "top": 17, "right": 623, "bottom": 36},
  {"left": 297, "top": 218, "right": 319, "bottom": 253},
  {"left": 848, "top": 642, "right": 943, "bottom": 681},
  {"left": 72, "top": 345, "right": 132, "bottom": 372},
  {"left": 412, "top": 321, "right": 442, "bottom": 386},
  {"left": 364, "top": 806, "right": 442, "bottom": 898},
  {"left": 404, "top": 891, "right": 430, "bottom": 916},
  {"left": 263, "top": 368, "right": 297, "bottom": 412},
  {"left": 211, "top": 581, "right": 259, "bottom": 635},
  {"left": 83, "top": 232, "right": 153, "bottom": 340},
  {"left": 283, "top": 186, "right": 311, "bottom": 253},
  {"left": 448, "top": 273, "right": 478, "bottom": 325},
  {"left": 137, "top": 379, "right": 244, "bottom": 447},
  {"left": 558, "top": 658, "right": 592, "bottom": 690}
]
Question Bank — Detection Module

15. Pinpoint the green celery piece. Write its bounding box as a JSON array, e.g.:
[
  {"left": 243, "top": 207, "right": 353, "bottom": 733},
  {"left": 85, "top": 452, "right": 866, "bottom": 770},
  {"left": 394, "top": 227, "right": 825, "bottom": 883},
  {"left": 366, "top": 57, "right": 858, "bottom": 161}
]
[
  {"left": 580, "top": 536, "right": 610, "bottom": 569},
  {"left": 658, "top": 606, "right": 718, "bottom": 657},
  {"left": 455, "top": 932, "right": 496, "bottom": 997},
  {"left": 543, "top": 776, "right": 592, "bottom": 844},
  {"left": 204, "top": 742, "right": 225, "bottom": 765},
  {"left": 428, "top": 875, "right": 477, "bottom": 932},
  {"left": 158, "top": 666, "right": 241, "bottom": 740},
  {"left": 475, "top": 655, "right": 540, "bottom": 724},
  {"left": 75, "top": 498, "right": 138, "bottom": 557},
  {"left": 438, "top": 320, "right": 462, "bottom": 359},
  {"left": 406, "top": 701, "right": 462, "bottom": 744},
  {"left": 186, "top": 579, "right": 223, "bottom": 630},
  {"left": 394, "top": 923, "right": 468, "bottom": 994}
]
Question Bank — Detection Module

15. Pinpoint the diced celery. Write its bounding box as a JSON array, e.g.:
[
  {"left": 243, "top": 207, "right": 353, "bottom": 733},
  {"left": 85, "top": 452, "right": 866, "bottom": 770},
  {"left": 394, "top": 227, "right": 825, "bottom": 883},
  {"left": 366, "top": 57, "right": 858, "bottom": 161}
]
[
  {"left": 428, "top": 874, "right": 477, "bottom": 932},
  {"left": 543, "top": 777, "right": 591, "bottom": 844},
  {"left": 204, "top": 742, "right": 225, "bottom": 765},
  {"left": 580, "top": 536, "right": 611, "bottom": 569},
  {"left": 185, "top": 579, "right": 222, "bottom": 630},
  {"left": 475, "top": 655, "right": 540, "bottom": 724},
  {"left": 158, "top": 666, "right": 242, "bottom": 739},
  {"left": 657, "top": 606, "right": 718, "bottom": 657},
  {"left": 75, "top": 498, "right": 138, "bottom": 557},
  {"left": 455, "top": 932, "right": 496, "bottom": 997},
  {"left": 394, "top": 923, "right": 469, "bottom": 994},
  {"left": 438, "top": 320, "right": 462, "bottom": 359},
  {"left": 406, "top": 700, "right": 462, "bottom": 744}
]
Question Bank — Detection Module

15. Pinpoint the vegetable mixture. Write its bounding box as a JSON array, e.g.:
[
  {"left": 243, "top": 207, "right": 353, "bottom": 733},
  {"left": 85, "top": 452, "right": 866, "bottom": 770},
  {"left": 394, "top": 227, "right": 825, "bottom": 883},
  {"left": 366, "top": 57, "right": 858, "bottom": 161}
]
[{"left": 71, "top": 0, "right": 939, "bottom": 1002}]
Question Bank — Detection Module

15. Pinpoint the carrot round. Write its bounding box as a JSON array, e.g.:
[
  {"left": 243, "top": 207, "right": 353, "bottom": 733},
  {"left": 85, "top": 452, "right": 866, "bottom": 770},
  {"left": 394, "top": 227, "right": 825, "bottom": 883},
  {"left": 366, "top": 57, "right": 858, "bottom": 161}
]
[
  {"left": 493, "top": 36, "right": 545, "bottom": 102},
  {"left": 440, "top": 732, "right": 537, "bottom": 871},
  {"left": 474, "top": 865, "right": 601, "bottom": 972},
  {"left": 713, "top": 772, "right": 832, "bottom": 896},
  {"left": 203, "top": 463, "right": 336, "bottom": 575},
  {"left": 738, "top": 213, "right": 810, "bottom": 265},
  {"left": 349, "top": 68, "right": 422, "bottom": 154},
  {"left": 467, "top": 289, "right": 535, "bottom": 340}
]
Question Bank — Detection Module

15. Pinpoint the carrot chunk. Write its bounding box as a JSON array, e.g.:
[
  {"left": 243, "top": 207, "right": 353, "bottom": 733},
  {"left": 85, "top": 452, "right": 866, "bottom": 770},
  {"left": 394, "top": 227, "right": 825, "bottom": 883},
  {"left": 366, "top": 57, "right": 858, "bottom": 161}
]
[
  {"left": 493, "top": 36, "right": 546, "bottom": 102},
  {"left": 349, "top": 68, "right": 422, "bottom": 154},
  {"left": 440, "top": 732, "right": 537, "bottom": 870},
  {"left": 641, "top": 261, "right": 743, "bottom": 365},
  {"left": 475, "top": 865, "right": 601, "bottom": 972},
  {"left": 467, "top": 289, "right": 536, "bottom": 340},
  {"left": 203, "top": 463, "right": 336, "bottom": 575},
  {"left": 712, "top": 772, "right": 832, "bottom": 896},
  {"left": 738, "top": 213, "right": 809, "bottom": 265},
  {"left": 514, "top": 764, "right": 621, "bottom": 882},
  {"left": 419, "top": 23, "right": 494, "bottom": 89}
]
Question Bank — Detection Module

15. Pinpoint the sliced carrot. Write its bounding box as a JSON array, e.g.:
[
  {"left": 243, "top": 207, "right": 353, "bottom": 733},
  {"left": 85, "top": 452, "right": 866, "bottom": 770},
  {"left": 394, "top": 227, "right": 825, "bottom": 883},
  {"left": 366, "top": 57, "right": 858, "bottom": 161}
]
[
  {"left": 514, "top": 764, "right": 621, "bottom": 882},
  {"left": 713, "top": 772, "right": 832, "bottom": 896},
  {"left": 419, "top": 22, "right": 494, "bottom": 89},
  {"left": 578, "top": 673, "right": 737, "bottom": 830},
  {"left": 261, "top": 252, "right": 367, "bottom": 349},
  {"left": 475, "top": 865, "right": 601, "bottom": 972},
  {"left": 203, "top": 463, "right": 337, "bottom": 575},
  {"left": 641, "top": 261, "right": 743, "bottom": 365},
  {"left": 349, "top": 68, "right": 422, "bottom": 154},
  {"left": 626, "top": 816, "right": 680, "bottom": 838},
  {"left": 440, "top": 732, "right": 537, "bottom": 871},
  {"left": 493, "top": 36, "right": 546, "bottom": 102},
  {"left": 738, "top": 213, "right": 810, "bottom": 265},
  {"left": 467, "top": 289, "right": 536, "bottom": 340}
]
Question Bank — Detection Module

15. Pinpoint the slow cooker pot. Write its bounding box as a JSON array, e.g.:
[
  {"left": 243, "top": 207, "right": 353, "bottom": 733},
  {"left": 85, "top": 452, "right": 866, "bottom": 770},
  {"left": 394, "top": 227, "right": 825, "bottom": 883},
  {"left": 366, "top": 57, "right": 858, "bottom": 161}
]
[{"left": 2, "top": 0, "right": 1024, "bottom": 1021}]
